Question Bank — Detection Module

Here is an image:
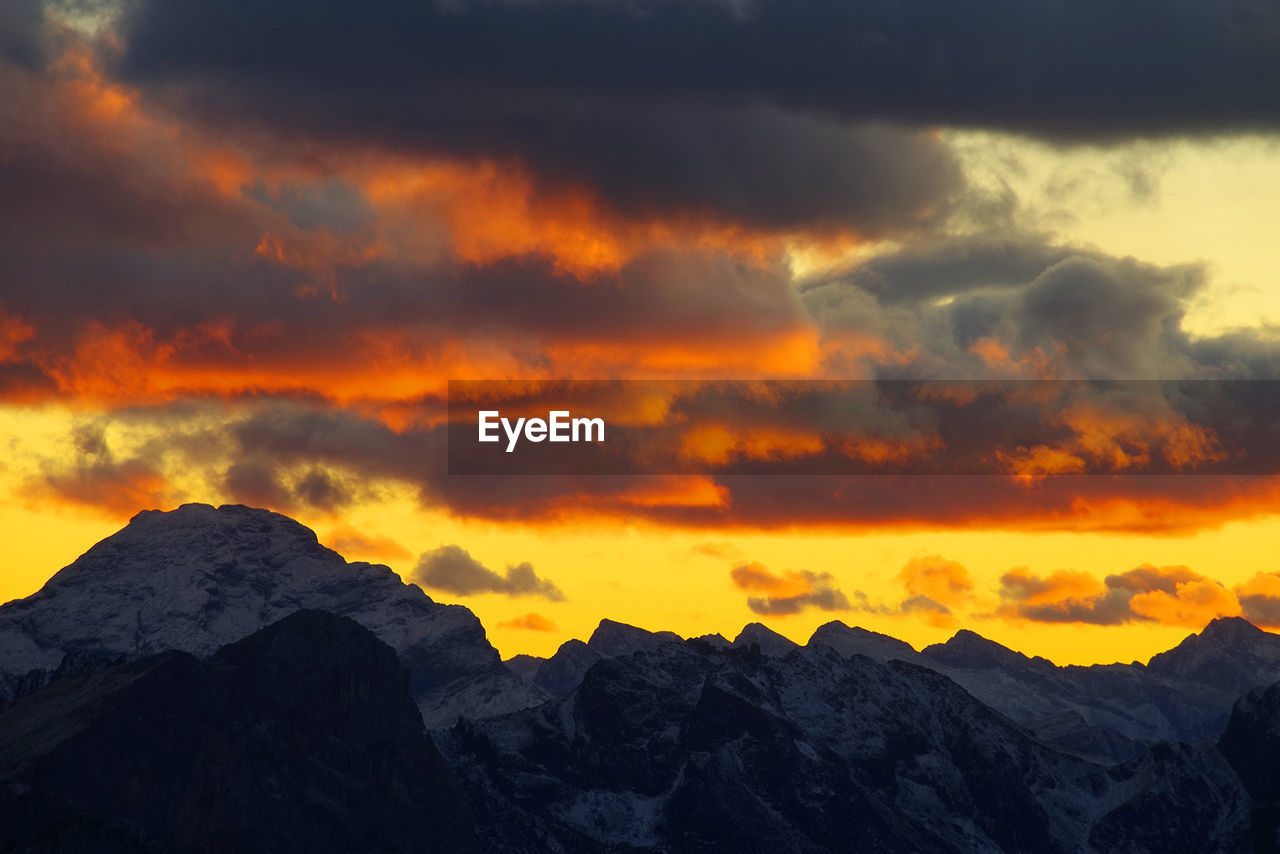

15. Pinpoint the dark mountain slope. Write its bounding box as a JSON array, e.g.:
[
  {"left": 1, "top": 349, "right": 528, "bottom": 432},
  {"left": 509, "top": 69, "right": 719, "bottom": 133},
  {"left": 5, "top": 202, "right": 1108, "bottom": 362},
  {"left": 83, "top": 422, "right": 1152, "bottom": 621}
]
[{"left": 0, "top": 610, "right": 477, "bottom": 854}]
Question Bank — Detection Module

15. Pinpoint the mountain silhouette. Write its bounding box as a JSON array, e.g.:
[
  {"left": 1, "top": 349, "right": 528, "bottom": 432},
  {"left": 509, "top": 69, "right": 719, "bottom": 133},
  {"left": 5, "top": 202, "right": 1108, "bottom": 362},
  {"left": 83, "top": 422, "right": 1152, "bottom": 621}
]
[
  {"left": 0, "top": 610, "right": 476, "bottom": 853},
  {"left": 0, "top": 503, "right": 545, "bottom": 726},
  {"left": 4, "top": 505, "right": 1280, "bottom": 852}
]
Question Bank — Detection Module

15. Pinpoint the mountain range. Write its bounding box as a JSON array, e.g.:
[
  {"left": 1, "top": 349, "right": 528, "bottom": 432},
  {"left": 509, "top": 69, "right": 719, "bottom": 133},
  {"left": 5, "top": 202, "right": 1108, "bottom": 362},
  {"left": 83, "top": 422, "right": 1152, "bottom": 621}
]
[{"left": 2, "top": 504, "right": 1280, "bottom": 852}]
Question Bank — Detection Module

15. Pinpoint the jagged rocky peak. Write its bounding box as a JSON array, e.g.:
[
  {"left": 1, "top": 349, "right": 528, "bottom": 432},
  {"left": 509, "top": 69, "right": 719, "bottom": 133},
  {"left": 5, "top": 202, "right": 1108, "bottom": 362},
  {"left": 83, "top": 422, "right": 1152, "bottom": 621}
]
[
  {"left": 503, "top": 654, "right": 545, "bottom": 682},
  {"left": 68, "top": 503, "right": 341, "bottom": 576},
  {"left": 1147, "top": 616, "right": 1280, "bottom": 693},
  {"left": 690, "top": 632, "right": 732, "bottom": 649},
  {"left": 36, "top": 503, "right": 389, "bottom": 613},
  {"left": 922, "top": 628, "right": 1054, "bottom": 671},
  {"left": 0, "top": 503, "right": 510, "bottom": 717},
  {"left": 731, "top": 622, "right": 799, "bottom": 657},
  {"left": 807, "top": 620, "right": 918, "bottom": 662},
  {"left": 1201, "top": 616, "right": 1267, "bottom": 641},
  {"left": 586, "top": 618, "right": 682, "bottom": 657},
  {"left": 1151, "top": 616, "right": 1269, "bottom": 666}
]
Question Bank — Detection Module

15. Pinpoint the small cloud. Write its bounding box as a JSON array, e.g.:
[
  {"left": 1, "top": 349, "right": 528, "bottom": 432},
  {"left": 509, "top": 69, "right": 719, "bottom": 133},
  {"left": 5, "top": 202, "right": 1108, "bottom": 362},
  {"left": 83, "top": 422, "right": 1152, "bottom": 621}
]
[
  {"left": 852, "top": 555, "right": 975, "bottom": 627},
  {"left": 898, "top": 555, "right": 974, "bottom": 609},
  {"left": 413, "top": 544, "right": 566, "bottom": 601},
  {"left": 1128, "top": 579, "right": 1241, "bottom": 627},
  {"left": 293, "top": 467, "right": 352, "bottom": 513},
  {"left": 1236, "top": 572, "right": 1280, "bottom": 628},
  {"left": 29, "top": 423, "right": 170, "bottom": 517},
  {"left": 326, "top": 524, "right": 412, "bottom": 562},
  {"left": 730, "top": 561, "right": 850, "bottom": 616},
  {"left": 692, "top": 541, "right": 742, "bottom": 559},
  {"left": 496, "top": 612, "right": 559, "bottom": 632},
  {"left": 998, "top": 563, "right": 1240, "bottom": 627},
  {"left": 224, "top": 461, "right": 295, "bottom": 512},
  {"left": 225, "top": 462, "right": 355, "bottom": 514}
]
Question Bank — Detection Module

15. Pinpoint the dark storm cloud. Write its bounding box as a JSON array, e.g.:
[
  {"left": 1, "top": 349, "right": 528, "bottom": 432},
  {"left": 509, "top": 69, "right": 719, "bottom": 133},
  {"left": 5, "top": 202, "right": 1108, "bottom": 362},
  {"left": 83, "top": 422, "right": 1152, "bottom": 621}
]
[
  {"left": 128, "top": 81, "right": 961, "bottom": 234},
  {"left": 1014, "top": 256, "right": 1204, "bottom": 377},
  {"left": 0, "top": 0, "right": 46, "bottom": 66},
  {"left": 802, "top": 233, "right": 1255, "bottom": 381},
  {"left": 117, "top": 0, "right": 1280, "bottom": 147},
  {"left": 224, "top": 461, "right": 295, "bottom": 512},
  {"left": 0, "top": 46, "right": 811, "bottom": 361},
  {"left": 105, "top": 0, "right": 990, "bottom": 233},
  {"left": 805, "top": 234, "right": 1079, "bottom": 306},
  {"left": 244, "top": 180, "right": 376, "bottom": 234},
  {"left": 0, "top": 47, "right": 813, "bottom": 385},
  {"left": 223, "top": 459, "right": 355, "bottom": 514},
  {"left": 413, "top": 544, "right": 566, "bottom": 601}
]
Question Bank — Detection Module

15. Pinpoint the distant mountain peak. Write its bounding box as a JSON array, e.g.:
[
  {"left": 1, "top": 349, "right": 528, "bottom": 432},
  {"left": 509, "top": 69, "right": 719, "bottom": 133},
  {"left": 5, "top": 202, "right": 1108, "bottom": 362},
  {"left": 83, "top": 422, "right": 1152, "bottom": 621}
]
[
  {"left": 1199, "top": 616, "right": 1265, "bottom": 641},
  {"left": 0, "top": 504, "right": 549, "bottom": 727},
  {"left": 922, "top": 629, "right": 1054, "bottom": 671},
  {"left": 63, "top": 503, "right": 344, "bottom": 588},
  {"left": 732, "top": 622, "right": 799, "bottom": 657},
  {"left": 807, "top": 621, "right": 917, "bottom": 662},
  {"left": 587, "top": 619, "right": 681, "bottom": 658},
  {"left": 1147, "top": 617, "right": 1280, "bottom": 694},
  {"left": 1151, "top": 617, "right": 1270, "bottom": 666}
]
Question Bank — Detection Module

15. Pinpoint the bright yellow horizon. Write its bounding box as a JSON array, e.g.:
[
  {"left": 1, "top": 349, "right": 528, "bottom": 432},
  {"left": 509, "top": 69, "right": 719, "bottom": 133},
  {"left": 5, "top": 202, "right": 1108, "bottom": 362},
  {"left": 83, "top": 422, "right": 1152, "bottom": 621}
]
[{"left": 4, "top": 481, "right": 1274, "bottom": 667}]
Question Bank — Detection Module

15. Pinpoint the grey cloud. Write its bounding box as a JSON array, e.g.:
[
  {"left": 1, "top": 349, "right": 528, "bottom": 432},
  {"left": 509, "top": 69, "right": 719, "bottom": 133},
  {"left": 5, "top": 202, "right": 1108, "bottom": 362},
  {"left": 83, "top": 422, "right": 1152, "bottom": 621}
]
[
  {"left": 0, "top": 0, "right": 46, "bottom": 66},
  {"left": 413, "top": 544, "right": 566, "bottom": 601},
  {"left": 1240, "top": 594, "right": 1280, "bottom": 628},
  {"left": 746, "top": 586, "right": 851, "bottom": 617},
  {"left": 114, "top": 0, "right": 1280, "bottom": 149},
  {"left": 224, "top": 461, "right": 294, "bottom": 513}
]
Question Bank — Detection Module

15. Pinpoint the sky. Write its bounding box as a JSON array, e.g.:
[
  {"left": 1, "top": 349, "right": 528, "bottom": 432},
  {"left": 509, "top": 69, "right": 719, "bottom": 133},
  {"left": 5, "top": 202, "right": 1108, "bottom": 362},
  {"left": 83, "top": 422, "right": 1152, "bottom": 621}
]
[{"left": 3, "top": 0, "right": 1280, "bottom": 664}]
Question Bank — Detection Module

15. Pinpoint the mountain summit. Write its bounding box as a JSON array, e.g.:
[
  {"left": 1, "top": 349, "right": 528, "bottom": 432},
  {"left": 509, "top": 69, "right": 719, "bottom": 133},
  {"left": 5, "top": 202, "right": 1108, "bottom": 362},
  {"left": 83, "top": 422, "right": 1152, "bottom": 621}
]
[
  {"left": 0, "top": 504, "right": 542, "bottom": 724},
  {"left": 1147, "top": 615, "right": 1280, "bottom": 693}
]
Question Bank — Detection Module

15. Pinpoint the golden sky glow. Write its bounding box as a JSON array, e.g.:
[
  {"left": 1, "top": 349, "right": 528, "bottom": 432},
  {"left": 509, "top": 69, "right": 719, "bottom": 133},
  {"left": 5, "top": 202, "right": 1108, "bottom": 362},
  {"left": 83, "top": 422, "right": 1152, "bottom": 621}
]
[{"left": 5, "top": 14, "right": 1280, "bottom": 668}]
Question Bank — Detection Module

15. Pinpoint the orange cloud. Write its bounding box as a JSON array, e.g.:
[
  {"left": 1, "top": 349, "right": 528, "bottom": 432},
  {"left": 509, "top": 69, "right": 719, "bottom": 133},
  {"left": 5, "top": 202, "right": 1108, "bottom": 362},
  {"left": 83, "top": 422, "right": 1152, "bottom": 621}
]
[
  {"left": 680, "top": 423, "right": 825, "bottom": 467},
  {"left": 0, "top": 306, "right": 35, "bottom": 362},
  {"left": 998, "top": 566, "right": 1106, "bottom": 608},
  {"left": 691, "top": 541, "right": 742, "bottom": 560},
  {"left": 731, "top": 562, "right": 814, "bottom": 598},
  {"left": 29, "top": 459, "right": 171, "bottom": 519},
  {"left": 359, "top": 158, "right": 794, "bottom": 278},
  {"left": 847, "top": 555, "right": 973, "bottom": 628},
  {"left": 608, "top": 477, "right": 730, "bottom": 509},
  {"left": 325, "top": 524, "right": 413, "bottom": 563},
  {"left": 1127, "top": 580, "right": 1242, "bottom": 627},
  {"left": 898, "top": 555, "right": 974, "bottom": 609},
  {"left": 996, "top": 397, "right": 1227, "bottom": 476},
  {"left": 543, "top": 329, "right": 821, "bottom": 378},
  {"left": 730, "top": 562, "right": 850, "bottom": 616},
  {"left": 496, "top": 612, "right": 559, "bottom": 632},
  {"left": 998, "top": 562, "right": 1240, "bottom": 627}
]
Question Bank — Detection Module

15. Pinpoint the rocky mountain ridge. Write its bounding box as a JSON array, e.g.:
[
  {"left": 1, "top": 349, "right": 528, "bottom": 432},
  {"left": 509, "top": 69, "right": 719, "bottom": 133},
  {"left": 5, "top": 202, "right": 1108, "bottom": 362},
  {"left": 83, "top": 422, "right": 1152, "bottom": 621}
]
[
  {"left": 5, "top": 505, "right": 1280, "bottom": 852},
  {"left": 0, "top": 503, "right": 546, "bottom": 727}
]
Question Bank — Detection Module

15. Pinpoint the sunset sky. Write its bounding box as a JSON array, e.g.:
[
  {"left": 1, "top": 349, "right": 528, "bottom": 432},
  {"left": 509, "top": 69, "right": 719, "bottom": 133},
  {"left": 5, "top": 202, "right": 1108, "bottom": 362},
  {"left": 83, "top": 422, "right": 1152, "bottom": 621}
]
[{"left": 4, "top": 0, "right": 1280, "bottom": 663}]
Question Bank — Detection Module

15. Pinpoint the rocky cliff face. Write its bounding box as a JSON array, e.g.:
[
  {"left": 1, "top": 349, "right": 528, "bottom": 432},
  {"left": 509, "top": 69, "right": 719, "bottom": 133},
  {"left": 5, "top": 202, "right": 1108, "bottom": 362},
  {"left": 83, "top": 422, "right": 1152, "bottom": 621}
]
[
  {"left": 806, "top": 617, "right": 1280, "bottom": 764},
  {"left": 439, "top": 640, "right": 1260, "bottom": 853},
  {"left": 0, "top": 610, "right": 477, "bottom": 854}
]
